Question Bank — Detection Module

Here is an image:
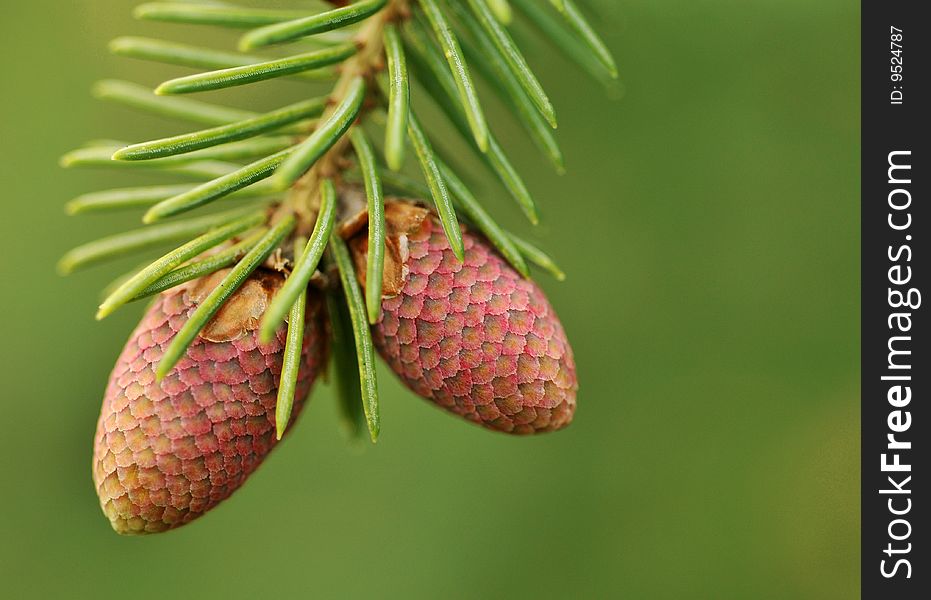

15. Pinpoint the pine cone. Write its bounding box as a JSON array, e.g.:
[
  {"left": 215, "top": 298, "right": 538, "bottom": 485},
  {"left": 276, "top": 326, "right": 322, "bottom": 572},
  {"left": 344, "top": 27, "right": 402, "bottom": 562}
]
[
  {"left": 92, "top": 270, "right": 325, "bottom": 534},
  {"left": 348, "top": 201, "right": 578, "bottom": 434}
]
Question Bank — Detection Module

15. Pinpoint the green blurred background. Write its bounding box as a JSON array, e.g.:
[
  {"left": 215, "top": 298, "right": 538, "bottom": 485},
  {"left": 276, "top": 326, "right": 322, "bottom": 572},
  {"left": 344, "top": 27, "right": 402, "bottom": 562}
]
[{"left": 0, "top": 1, "right": 859, "bottom": 598}]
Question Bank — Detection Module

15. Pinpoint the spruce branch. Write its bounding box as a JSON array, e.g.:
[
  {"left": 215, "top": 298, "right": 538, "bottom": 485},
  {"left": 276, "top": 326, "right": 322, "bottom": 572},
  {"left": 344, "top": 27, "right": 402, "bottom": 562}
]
[{"left": 61, "top": 0, "right": 617, "bottom": 445}]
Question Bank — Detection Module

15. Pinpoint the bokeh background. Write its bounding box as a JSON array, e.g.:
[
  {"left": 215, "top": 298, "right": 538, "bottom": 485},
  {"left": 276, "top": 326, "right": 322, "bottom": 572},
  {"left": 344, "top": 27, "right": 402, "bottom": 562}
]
[{"left": 0, "top": 1, "right": 859, "bottom": 598}]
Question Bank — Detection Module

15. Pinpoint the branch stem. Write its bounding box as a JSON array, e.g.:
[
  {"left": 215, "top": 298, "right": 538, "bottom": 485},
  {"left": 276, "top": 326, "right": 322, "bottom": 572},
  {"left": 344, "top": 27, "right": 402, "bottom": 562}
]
[{"left": 284, "top": 0, "right": 409, "bottom": 233}]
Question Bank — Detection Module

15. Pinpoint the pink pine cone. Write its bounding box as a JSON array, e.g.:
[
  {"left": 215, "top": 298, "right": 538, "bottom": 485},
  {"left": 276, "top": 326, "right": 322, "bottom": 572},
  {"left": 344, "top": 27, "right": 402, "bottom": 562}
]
[
  {"left": 92, "top": 270, "right": 324, "bottom": 535},
  {"left": 368, "top": 210, "right": 578, "bottom": 434}
]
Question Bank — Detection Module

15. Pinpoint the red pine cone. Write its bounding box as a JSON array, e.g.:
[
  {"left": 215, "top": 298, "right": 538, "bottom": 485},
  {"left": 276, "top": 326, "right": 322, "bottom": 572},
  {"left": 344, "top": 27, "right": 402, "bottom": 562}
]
[
  {"left": 353, "top": 202, "right": 578, "bottom": 434},
  {"left": 92, "top": 270, "right": 324, "bottom": 534}
]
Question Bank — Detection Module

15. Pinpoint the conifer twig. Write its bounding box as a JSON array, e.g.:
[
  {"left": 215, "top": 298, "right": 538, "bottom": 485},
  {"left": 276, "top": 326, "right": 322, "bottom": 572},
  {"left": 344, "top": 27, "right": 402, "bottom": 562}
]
[{"left": 62, "top": 0, "right": 617, "bottom": 446}]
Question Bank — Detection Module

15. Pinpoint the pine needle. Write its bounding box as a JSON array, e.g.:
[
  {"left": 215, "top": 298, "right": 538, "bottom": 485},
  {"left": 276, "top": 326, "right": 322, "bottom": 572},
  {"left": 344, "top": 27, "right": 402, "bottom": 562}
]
[
  {"left": 271, "top": 77, "right": 366, "bottom": 190},
  {"left": 382, "top": 24, "right": 410, "bottom": 172},
  {"left": 113, "top": 97, "right": 324, "bottom": 161},
  {"left": 330, "top": 230, "right": 380, "bottom": 442},
  {"left": 156, "top": 44, "right": 356, "bottom": 95},
  {"left": 349, "top": 129, "right": 387, "bottom": 324},
  {"left": 240, "top": 0, "right": 388, "bottom": 51},
  {"left": 275, "top": 237, "right": 310, "bottom": 440}
]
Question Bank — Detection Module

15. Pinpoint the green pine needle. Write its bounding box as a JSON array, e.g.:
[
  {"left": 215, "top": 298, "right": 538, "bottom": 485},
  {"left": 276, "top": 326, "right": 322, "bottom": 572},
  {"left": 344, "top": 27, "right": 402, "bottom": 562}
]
[
  {"left": 402, "top": 23, "right": 539, "bottom": 224},
  {"left": 407, "top": 112, "right": 464, "bottom": 261},
  {"left": 509, "top": 235, "right": 566, "bottom": 281},
  {"left": 144, "top": 149, "right": 293, "bottom": 222},
  {"left": 155, "top": 136, "right": 297, "bottom": 163},
  {"left": 330, "top": 231, "right": 380, "bottom": 442},
  {"left": 452, "top": 2, "right": 564, "bottom": 172},
  {"left": 67, "top": 183, "right": 276, "bottom": 215},
  {"left": 69, "top": 138, "right": 295, "bottom": 167},
  {"left": 109, "top": 37, "right": 337, "bottom": 82},
  {"left": 60, "top": 145, "right": 239, "bottom": 180},
  {"left": 239, "top": 0, "right": 388, "bottom": 51},
  {"left": 510, "top": 0, "right": 620, "bottom": 88},
  {"left": 58, "top": 206, "right": 260, "bottom": 275},
  {"left": 113, "top": 97, "right": 325, "bottom": 161},
  {"left": 271, "top": 77, "right": 366, "bottom": 190},
  {"left": 155, "top": 215, "right": 296, "bottom": 380},
  {"left": 134, "top": 3, "right": 310, "bottom": 27},
  {"left": 349, "top": 129, "right": 386, "bottom": 324},
  {"left": 96, "top": 211, "right": 265, "bottom": 319},
  {"left": 260, "top": 180, "right": 337, "bottom": 343},
  {"left": 465, "top": 0, "right": 557, "bottom": 128},
  {"left": 382, "top": 24, "right": 409, "bottom": 172},
  {"left": 547, "top": 0, "right": 618, "bottom": 78},
  {"left": 155, "top": 44, "right": 357, "bottom": 95},
  {"left": 417, "top": 0, "right": 489, "bottom": 152},
  {"left": 133, "top": 230, "right": 267, "bottom": 299},
  {"left": 275, "top": 237, "right": 310, "bottom": 440},
  {"left": 487, "top": 0, "right": 513, "bottom": 24}
]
